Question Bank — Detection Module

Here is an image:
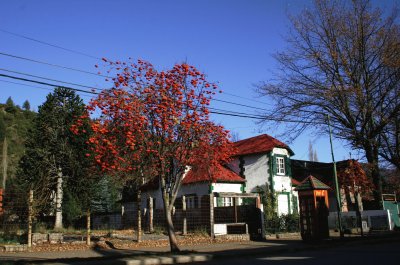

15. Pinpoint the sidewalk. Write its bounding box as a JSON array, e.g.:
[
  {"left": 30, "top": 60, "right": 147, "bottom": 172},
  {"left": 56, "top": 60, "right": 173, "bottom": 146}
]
[{"left": 1, "top": 232, "right": 399, "bottom": 265}]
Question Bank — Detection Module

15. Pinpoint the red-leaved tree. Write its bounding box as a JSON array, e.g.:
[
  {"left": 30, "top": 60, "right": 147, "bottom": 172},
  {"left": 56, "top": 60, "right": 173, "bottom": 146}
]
[
  {"left": 74, "top": 60, "right": 234, "bottom": 252},
  {"left": 337, "top": 159, "right": 373, "bottom": 202}
]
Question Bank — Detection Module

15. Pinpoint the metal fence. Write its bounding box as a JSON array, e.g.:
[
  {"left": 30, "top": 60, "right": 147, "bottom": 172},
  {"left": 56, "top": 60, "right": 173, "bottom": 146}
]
[
  {"left": 0, "top": 189, "right": 264, "bottom": 247},
  {"left": 0, "top": 188, "right": 29, "bottom": 245}
]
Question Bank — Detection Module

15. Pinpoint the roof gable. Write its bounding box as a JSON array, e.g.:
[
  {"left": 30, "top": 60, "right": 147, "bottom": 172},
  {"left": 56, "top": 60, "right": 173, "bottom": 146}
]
[
  {"left": 183, "top": 164, "right": 245, "bottom": 185},
  {"left": 295, "top": 175, "right": 331, "bottom": 191},
  {"left": 233, "top": 134, "right": 294, "bottom": 156}
]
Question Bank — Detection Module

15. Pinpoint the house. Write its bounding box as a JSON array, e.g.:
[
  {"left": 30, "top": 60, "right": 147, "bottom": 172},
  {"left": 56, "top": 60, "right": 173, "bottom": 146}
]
[
  {"left": 122, "top": 164, "right": 262, "bottom": 237},
  {"left": 228, "top": 134, "right": 297, "bottom": 216}
]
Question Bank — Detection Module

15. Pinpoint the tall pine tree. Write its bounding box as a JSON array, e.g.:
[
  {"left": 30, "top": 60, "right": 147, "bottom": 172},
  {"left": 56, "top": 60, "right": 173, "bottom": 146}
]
[{"left": 18, "top": 87, "right": 95, "bottom": 229}]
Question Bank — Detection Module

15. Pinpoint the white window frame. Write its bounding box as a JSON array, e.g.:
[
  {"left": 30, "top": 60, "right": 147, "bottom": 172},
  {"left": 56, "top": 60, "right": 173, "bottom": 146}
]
[
  {"left": 186, "top": 196, "right": 196, "bottom": 209},
  {"left": 276, "top": 157, "right": 285, "bottom": 175},
  {"left": 222, "top": 197, "right": 233, "bottom": 207}
]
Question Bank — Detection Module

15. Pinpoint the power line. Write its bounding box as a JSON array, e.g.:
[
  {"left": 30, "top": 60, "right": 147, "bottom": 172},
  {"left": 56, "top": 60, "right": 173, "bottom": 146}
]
[
  {"left": 212, "top": 98, "right": 269, "bottom": 111},
  {"left": 0, "top": 52, "right": 110, "bottom": 78},
  {"left": 0, "top": 68, "right": 103, "bottom": 91},
  {"left": 223, "top": 91, "right": 269, "bottom": 106},
  {"left": 0, "top": 73, "right": 97, "bottom": 95},
  {"left": 0, "top": 74, "right": 321, "bottom": 124},
  {"left": 209, "top": 107, "right": 265, "bottom": 118},
  {"left": 0, "top": 51, "right": 270, "bottom": 112},
  {"left": 0, "top": 79, "right": 54, "bottom": 93},
  {"left": 0, "top": 79, "right": 93, "bottom": 98},
  {"left": 210, "top": 110, "right": 265, "bottom": 120},
  {"left": 0, "top": 28, "right": 101, "bottom": 60},
  {"left": 0, "top": 29, "right": 270, "bottom": 110}
]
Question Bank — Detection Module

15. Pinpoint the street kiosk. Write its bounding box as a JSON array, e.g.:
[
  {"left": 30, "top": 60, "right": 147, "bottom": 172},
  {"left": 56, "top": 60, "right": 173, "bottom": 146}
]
[{"left": 295, "top": 175, "right": 330, "bottom": 241}]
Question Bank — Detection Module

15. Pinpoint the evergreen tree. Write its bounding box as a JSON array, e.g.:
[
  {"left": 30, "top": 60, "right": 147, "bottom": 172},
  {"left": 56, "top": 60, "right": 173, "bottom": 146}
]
[
  {"left": 5, "top": 97, "right": 16, "bottom": 114},
  {"left": 18, "top": 87, "right": 95, "bottom": 229},
  {"left": 22, "top": 100, "right": 31, "bottom": 111}
]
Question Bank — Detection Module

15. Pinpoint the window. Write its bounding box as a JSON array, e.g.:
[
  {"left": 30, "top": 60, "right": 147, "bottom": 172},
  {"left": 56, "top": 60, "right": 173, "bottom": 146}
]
[
  {"left": 222, "top": 197, "right": 233, "bottom": 207},
  {"left": 216, "top": 197, "right": 234, "bottom": 207},
  {"left": 186, "top": 196, "right": 196, "bottom": 209},
  {"left": 276, "top": 157, "right": 285, "bottom": 175}
]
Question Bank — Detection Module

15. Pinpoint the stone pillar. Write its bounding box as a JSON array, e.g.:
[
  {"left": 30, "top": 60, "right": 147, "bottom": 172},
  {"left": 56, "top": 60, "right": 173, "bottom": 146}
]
[
  {"left": 182, "top": 195, "right": 187, "bottom": 235},
  {"left": 209, "top": 193, "right": 214, "bottom": 237},
  {"left": 148, "top": 197, "right": 154, "bottom": 233}
]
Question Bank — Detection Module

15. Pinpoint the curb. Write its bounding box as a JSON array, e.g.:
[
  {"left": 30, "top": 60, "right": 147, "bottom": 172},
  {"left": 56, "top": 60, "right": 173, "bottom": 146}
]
[
  {"left": 22, "top": 254, "right": 213, "bottom": 265},
  {"left": 209, "top": 233, "right": 400, "bottom": 262},
  {"left": 17, "top": 233, "right": 400, "bottom": 265}
]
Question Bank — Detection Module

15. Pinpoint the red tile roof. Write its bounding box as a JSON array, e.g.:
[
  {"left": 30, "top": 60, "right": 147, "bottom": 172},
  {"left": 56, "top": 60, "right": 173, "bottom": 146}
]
[
  {"left": 291, "top": 178, "right": 301, "bottom": 186},
  {"left": 183, "top": 164, "right": 245, "bottom": 185},
  {"left": 233, "top": 134, "right": 294, "bottom": 156}
]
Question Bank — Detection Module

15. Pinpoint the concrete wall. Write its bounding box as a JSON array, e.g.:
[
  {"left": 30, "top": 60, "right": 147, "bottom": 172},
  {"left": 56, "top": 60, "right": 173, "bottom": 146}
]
[
  {"left": 240, "top": 153, "right": 270, "bottom": 193},
  {"left": 213, "top": 183, "right": 242, "bottom": 193}
]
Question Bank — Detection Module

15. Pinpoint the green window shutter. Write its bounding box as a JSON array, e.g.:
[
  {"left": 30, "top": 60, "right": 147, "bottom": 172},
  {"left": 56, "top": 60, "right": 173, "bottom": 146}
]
[
  {"left": 271, "top": 155, "right": 277, "bottom": 175},
  {"left": 285, "top": 156, "right": 292, "bottom": 176},
  {"left": 217, "top": 197, "right": 223, "bottom": 207}
]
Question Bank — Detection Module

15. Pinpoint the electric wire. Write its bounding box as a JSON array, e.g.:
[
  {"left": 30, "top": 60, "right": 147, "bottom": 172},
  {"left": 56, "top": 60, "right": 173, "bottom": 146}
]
[
  {"left": 0, "top": 73, "right": 97, "bottom": 95},
  {"left": 0, "top": 79, "right": 93, "bottom": 98},
  {"left": 0, "top": 52, "right": 110, "bottom": 78},
  {"left": 0, "top": 28, "right": 101, "bottom": 60},
  {"left": 0, "top": 68, "right": 103, "bottom": 91},
  {"left": 0, "top": 50, "right": 272, "bottom": 112}
]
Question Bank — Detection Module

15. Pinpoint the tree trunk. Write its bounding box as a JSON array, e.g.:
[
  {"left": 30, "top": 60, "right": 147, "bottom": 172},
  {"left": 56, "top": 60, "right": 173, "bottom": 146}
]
[
  {"left": 28, "top": 190, "right": 33, "bottom": 248},
  {"left": 165, "top": 206, "right": 179, "bottom": 252},
  {"left": 86, "top": 209, "right": 91, "bottom": 246},
  {"left": 54, "top": 168, "right": 63, "bottom": 230},
  {"left": 161, "top": 182, "right": 180, "bottom": 252},
  {"left": 365, "top": 144, "right": 382, "bottom": 208},
  {"left": 137, "top": 190, "right": 142, "bottom": 242},
  {"left": 2, "top": 137, "right": 7, "bottom": 190},
  {"left": 354, "top": 191, "right": 363, "bottom": 237}
]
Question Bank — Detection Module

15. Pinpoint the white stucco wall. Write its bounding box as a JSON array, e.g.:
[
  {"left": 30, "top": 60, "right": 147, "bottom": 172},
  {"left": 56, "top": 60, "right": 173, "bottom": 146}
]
[
  {"left": 240, "top": 153, "right": 270, "bottom": 193},
  {"left": 273, "top": 176, "right": 292, "bottom": 193},
  {"left": 212, "top": 183, "right": 242, "bottom": 193},
  {"left": 272, "top": 147, "right": 290, "bottom": 156}
]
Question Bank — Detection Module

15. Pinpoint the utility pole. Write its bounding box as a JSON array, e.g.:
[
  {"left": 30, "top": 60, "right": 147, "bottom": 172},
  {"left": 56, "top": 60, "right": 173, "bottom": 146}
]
[{"left": 327, "top": 115, "right": 344, "bottom": 238}]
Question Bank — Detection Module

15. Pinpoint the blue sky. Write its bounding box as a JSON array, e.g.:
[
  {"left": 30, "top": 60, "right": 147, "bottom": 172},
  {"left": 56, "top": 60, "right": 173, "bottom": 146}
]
[{"left": 0, "top": 0, "right": 396, "bottom": 162}]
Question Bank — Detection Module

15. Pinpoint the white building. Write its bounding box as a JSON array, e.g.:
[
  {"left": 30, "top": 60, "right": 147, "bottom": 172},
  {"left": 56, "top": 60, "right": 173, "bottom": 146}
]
[{"left": 228, "top": 134, "right": 296, "bottom": 216}]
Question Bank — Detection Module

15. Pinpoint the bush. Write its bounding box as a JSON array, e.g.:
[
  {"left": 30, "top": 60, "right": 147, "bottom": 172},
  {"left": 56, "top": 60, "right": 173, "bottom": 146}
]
[{"left": 265, "top": 213, "right": 300, "bottom": 234}]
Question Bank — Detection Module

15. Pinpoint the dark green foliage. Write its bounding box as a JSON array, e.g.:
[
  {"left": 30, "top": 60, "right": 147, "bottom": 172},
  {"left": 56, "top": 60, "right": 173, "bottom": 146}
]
[
  {"left": 5, "top": 97, "right": 16, "bottom": 114},
  {"left": 18, "top": 87, "right": 96, "bottom": 225},
  {"left": 62, "top": 189, "right": 82, "bottom": 227},
  {"left": 256, "top": 184, "right": 300, "bottom": 234},
  {"left": 22, "top": 100, "right": 30, "bottom": 111},
  {"left": 90, "top": 175, "right": 122, "bottom": 213},
  {"left": 0, "top": 115, "right": 5, "bottom": 142},
  {"left": 0, "top": 101, "right": 36, "bottom": 189}
]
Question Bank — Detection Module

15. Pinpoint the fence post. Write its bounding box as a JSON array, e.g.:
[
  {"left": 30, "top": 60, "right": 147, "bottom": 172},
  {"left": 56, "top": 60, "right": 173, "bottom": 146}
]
[
  {"left": 182, "top": 195, "right": 187, "bottom": 235},
  {"left": 209, "top": 193, "right": 214, "bottom": 237},
  {"left": 28, "top": 189, "right": 33, "bottom": 248},
  {"left": 149, "top": 197, "right": 154, "bottom": 233},
  {"left": 137, "top": 190, "right": 142, "bottom": 242},
  {"left": 0, "top": 188, "right": 3, "bottom": 215},
  {"left": 86, "top": 208, "right": 91, "bottom": 246}
]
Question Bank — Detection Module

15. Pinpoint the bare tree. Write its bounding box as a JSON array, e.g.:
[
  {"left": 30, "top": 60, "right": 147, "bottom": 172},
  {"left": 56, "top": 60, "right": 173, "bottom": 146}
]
[
  {"left": 231, "top": 131, "right": 241, "bottom": 142},
  {"left": 308, "top": 141, "right": 319, "bottom": 162},
  {"left": 257, "top": 0, "right": 400, "bottom": 205}
]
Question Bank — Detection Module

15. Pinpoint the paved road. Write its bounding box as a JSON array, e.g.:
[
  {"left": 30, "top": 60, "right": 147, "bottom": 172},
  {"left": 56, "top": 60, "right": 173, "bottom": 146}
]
[{"left": 193, "top": 241, "right": 400, "bottom": 265}]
